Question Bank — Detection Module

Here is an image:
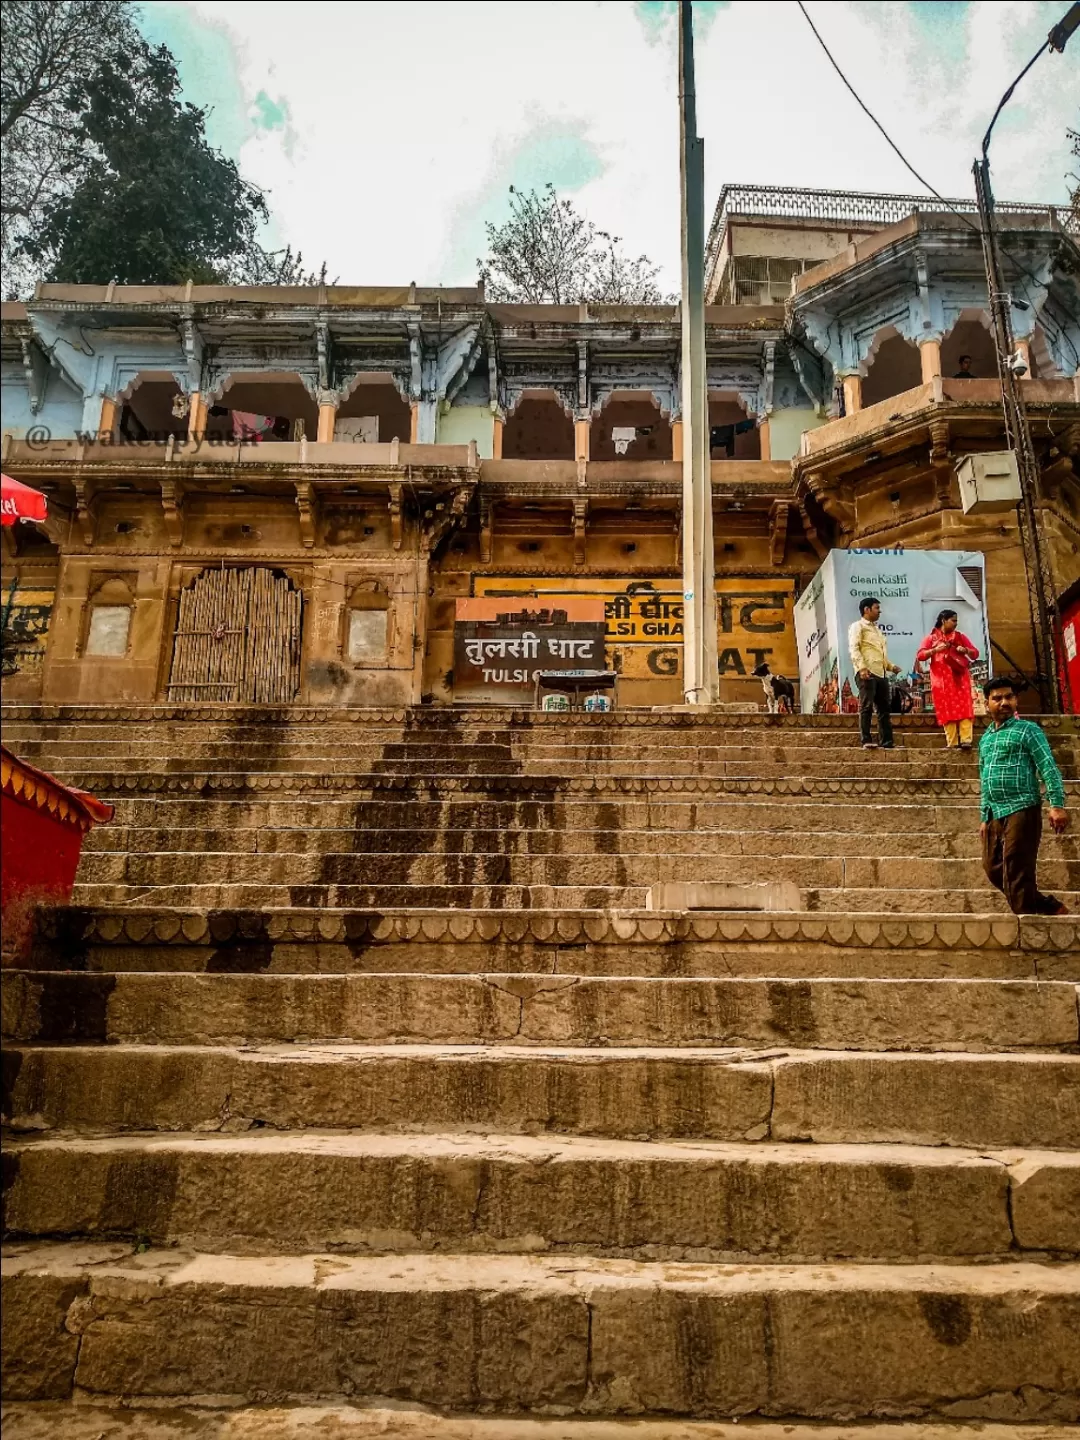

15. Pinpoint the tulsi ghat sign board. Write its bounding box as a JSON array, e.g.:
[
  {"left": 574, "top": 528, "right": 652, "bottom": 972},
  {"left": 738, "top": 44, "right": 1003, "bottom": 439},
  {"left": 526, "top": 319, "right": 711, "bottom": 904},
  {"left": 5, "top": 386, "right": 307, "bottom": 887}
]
[{"left": 454, "top": 598, "right": 608, "bottom": 702}]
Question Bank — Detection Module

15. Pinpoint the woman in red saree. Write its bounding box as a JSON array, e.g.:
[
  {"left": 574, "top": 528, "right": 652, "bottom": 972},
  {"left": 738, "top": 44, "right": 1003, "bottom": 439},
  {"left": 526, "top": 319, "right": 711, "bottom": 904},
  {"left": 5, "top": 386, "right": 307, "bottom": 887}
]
[{"left": 916, "top": 609, "right": 980, "bottom": 748}]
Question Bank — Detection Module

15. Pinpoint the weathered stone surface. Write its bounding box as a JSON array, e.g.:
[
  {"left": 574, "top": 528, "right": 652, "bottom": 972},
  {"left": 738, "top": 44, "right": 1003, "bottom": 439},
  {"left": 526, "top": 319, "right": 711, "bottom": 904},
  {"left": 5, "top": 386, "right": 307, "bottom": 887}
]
[
  {"left": 773, "top": 1053, "right": 1080, "bottom": 1149},
  {"left": 3, "top": 1406, "right": 1073, "bottom": 1440},
  {"left": 3, "top": 1247, "right": 1078, "bottom": 1419},
  {"left": 3, "top": 707, "right": 1079, "bottom": 1424},
  {"left": 1006, "top": 1152, "right": 1080, "bottom": 1253},
  {"left": 3, "top": 1133, "right": 1029, "bottom": 1260},
  {"left": 4, "top": 972, "right": 1075, "bottom": 1049},
  {"left": 0, "top": 1266, "right": 85, "bottom": 1400},
  {"left": 3, "top": 1043, "right": 774, "bottom": 1141}
]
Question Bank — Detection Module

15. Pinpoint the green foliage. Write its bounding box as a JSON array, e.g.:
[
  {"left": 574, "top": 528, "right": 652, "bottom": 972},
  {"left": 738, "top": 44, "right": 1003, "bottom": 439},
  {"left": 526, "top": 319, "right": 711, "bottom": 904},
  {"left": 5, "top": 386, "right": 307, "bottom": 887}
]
[{"left": 21, "top": 37, "right": 267, "bottom": 284}]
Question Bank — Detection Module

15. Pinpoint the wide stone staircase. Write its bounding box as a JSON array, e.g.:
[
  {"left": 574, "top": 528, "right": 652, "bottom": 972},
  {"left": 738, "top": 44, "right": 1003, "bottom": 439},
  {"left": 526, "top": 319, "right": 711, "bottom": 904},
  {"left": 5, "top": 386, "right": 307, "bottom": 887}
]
[{"left": 2, "top": 704, "right": 1078, "bottom": 1438}]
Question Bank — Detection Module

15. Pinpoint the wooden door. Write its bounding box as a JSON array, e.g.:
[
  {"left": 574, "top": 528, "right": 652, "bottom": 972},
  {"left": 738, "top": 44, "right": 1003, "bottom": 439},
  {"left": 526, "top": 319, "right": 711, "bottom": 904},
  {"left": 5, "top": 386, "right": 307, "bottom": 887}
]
[{"left": 167, "top": 567, "right": 302, "bottom": 703}]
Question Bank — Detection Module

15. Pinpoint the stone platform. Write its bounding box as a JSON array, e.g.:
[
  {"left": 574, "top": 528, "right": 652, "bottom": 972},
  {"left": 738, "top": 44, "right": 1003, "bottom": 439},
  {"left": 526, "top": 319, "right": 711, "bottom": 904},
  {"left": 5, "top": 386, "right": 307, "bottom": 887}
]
[{"left": 2, "top": 706, "right": 1078, "bottom": 1431}]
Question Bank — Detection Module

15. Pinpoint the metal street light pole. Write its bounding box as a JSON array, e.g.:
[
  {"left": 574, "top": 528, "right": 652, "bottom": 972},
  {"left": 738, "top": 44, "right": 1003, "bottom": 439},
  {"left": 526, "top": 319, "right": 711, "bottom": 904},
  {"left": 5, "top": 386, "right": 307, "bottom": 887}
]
[
  {"left": 678, "top": 0, "right": 717, "bottom": 704},
  {"left": 973, "top": 2, "right": 1079, "bottom": 713}
]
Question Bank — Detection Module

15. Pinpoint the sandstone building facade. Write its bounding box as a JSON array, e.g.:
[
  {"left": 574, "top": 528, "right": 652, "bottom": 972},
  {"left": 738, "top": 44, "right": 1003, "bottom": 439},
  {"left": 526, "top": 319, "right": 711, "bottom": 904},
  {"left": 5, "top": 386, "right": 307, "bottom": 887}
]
[{"left": 2, "top": 186, "right": 1078, "bottom": 709}]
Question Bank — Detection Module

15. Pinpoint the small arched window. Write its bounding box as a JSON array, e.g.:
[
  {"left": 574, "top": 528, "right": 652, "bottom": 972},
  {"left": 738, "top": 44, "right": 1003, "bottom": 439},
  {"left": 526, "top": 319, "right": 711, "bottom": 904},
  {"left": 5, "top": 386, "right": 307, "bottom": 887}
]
[
  {"left": 85, "top": 576, "right": 135, "bottom": 657},
  {"left": 344, "top": 583, "right": 391, "bottom": 664}
]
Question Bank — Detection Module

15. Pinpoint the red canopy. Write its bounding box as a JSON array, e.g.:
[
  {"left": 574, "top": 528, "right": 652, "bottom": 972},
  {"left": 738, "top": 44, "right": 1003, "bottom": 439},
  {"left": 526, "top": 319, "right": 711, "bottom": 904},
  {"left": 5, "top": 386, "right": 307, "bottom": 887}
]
[{"left": 1, "top": 473, "right": 48, "bottom": 526}]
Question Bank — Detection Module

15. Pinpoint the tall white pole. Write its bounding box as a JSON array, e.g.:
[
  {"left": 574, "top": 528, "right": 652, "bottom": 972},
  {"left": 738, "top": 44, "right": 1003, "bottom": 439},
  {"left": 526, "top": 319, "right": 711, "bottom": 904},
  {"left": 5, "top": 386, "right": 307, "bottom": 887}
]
[{"left": 678, "top": 0, "right": 717, "bottom": 704}]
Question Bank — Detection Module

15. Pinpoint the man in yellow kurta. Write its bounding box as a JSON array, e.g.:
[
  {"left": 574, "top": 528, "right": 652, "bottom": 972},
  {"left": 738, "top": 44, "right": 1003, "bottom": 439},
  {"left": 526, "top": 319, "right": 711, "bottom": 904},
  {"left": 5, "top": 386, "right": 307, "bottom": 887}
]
[{"left": 848, "top": 596, "right": 901, "bottom": 749}]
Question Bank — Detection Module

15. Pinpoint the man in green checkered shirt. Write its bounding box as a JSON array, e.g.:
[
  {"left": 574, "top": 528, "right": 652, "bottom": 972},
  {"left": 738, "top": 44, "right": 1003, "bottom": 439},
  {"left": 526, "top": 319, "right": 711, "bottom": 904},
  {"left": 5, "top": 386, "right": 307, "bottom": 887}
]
[{"left": 979, "top": 676, "right": 1070, "bottom": 916}]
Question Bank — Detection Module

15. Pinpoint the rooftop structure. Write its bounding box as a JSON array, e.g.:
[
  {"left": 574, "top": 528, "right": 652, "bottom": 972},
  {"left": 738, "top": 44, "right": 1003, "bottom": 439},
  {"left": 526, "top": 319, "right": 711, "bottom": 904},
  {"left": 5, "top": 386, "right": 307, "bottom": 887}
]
[{"left": 705, "top": 181, "right": 1063, "bottom": 305}]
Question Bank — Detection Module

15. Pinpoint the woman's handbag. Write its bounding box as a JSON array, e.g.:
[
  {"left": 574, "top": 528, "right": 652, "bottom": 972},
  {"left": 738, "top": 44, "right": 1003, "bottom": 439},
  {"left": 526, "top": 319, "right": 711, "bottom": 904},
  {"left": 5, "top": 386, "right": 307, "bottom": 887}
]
[{"left": 942, "top": 644, "right": 969, "bottom": 677}]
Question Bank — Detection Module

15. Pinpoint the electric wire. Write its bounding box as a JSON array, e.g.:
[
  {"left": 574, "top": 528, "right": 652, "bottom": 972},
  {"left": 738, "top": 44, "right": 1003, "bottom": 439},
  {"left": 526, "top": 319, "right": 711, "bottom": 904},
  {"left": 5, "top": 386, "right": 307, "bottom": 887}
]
[{"left": 794, "top": 0, "right": 1080, "bottom": 359}]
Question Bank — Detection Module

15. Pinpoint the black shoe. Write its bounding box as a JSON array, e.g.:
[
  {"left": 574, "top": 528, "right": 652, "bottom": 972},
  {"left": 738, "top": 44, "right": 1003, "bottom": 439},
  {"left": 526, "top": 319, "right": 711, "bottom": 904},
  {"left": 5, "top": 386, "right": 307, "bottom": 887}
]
[{"left": 881, "top": 743, "right": 895, "bottom": 749}]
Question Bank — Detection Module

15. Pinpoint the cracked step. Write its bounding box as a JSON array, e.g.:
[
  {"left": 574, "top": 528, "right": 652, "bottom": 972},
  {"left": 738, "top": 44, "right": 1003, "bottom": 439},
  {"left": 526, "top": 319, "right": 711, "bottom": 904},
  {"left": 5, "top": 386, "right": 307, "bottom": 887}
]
[
  {"left": 6, "top": 1045, "right": 1079, "bottom": 1148},
  {"left": 3, "top": 1245, "right": 1078, "bottom": 1419},
  {"left": 4, "top": 1131, "right": 1078, "bottom": 1260},
  {"left": 4, "top": 972, "right": 1076, "bottom": 1050}
]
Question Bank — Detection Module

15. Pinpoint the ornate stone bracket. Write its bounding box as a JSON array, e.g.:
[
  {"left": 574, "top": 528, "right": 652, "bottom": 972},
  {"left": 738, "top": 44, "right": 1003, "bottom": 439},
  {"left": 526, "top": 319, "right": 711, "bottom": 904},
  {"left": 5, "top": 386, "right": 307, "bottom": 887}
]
[
  {"left": 809, "top": 478, "right": 855, "bottom": 536},
  {"left": 1041, "top": 422, "right": 1079, "bottom": 498},
  {"left": 316, "top": 319, "right": 331, "bottom": 391},
  {"left": 929, "top": 418, "right": 953, "bottom": 505},
  {"left": 160, "top": 477, "right": 185, "bottom": 547},
  {"left": 769, "top": 499, "right": 789, "bottom": 566},
  {"left": 294, "top": 480, "right": 318, "bottom": 548},
  {"left": 479, "top": 495, "right": 494, "bottom": 563},
  {"left": 421, "top": 484, "right": 472, "bottom": 557},
  {"left": 73, "top": 476, "right": 96, "bottom": 547},
  {"left": 388, "top": 484, "right": 403, "bottom": 551},
  {"left": 797, "top": 501, "right": 828, "bottom": 560},
  {"left": 572, "top": 497, "right": 588, "bottom": 567},
  {"left": 20, "top": 337, "right": 50, "bottom": 415}
]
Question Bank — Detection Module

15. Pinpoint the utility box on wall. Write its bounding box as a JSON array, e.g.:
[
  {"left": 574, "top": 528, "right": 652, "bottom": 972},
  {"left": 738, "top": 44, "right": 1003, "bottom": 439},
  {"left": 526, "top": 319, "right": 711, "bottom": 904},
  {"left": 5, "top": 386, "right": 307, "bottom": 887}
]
[{"left": 955, "top": 452, "right": 1022, "bottom": 515}]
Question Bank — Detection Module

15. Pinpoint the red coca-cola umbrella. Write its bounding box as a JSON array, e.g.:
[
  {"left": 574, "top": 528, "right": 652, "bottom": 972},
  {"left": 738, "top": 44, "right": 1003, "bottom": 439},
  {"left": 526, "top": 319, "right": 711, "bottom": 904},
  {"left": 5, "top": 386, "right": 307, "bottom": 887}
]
[{"left": 1, "top": 474, "right": 48, "bottom": 527}]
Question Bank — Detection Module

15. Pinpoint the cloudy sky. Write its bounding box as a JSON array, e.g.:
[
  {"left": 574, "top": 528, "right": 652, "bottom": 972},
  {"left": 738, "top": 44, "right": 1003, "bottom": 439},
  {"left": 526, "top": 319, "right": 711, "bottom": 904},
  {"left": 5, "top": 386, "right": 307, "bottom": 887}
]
[{"left": 140, "top": 0, "right": 1078, "bottom": 289}]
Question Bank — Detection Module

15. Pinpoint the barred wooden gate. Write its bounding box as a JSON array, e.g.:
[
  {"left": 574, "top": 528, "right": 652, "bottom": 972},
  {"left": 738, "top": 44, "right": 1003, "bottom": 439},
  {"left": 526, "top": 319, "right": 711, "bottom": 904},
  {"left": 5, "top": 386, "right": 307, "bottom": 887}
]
[{"left": 167, "top": 567, "right": 303, "bottom": 703}]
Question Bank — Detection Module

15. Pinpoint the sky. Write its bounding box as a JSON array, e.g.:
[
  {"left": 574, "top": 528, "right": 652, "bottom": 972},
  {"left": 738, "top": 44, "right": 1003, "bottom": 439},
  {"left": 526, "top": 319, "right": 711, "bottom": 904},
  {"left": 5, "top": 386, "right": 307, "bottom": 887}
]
[{"left": 137, "top": 0, "right": 1079, "bottom": 289}]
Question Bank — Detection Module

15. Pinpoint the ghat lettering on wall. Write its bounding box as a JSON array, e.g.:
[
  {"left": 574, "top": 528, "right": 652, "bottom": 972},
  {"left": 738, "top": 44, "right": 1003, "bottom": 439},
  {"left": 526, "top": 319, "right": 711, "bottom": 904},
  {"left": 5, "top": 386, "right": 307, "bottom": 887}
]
[
  {"left": 474, "top": 577, "right": 798, "bottom": 681},
  {"left": 0, "top": 587, "right": 53, "bottom": 676}
]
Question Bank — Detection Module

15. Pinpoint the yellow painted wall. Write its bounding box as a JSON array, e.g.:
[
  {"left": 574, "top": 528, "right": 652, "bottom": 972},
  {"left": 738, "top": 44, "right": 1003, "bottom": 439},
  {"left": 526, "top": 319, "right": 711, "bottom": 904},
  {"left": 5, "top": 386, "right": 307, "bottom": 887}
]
[
  {"left": 437, "top": 405, "right": 494, "bottom": 458},
  {"left": 769, "top": 408, "right": 826, "bottom": 461}
]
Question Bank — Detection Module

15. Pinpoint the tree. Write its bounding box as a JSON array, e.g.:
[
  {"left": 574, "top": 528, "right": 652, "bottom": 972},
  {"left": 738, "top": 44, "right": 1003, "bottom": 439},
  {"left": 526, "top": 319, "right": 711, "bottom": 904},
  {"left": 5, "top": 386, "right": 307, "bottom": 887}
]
[
  {"left": 478, "top": 184, "right": 669, "bottom": 304},
  {"left": 229, "top": 243, "right": 336, "bottom": 287},
  {"left": 20, "top": 37, "right": 269, "bottom": 284},
  {"left": 0, "top": 0, "right": 142, "bottom": 292},
  {"left": 1067, "top": 129, "right": 1079, "bottom": 238}
]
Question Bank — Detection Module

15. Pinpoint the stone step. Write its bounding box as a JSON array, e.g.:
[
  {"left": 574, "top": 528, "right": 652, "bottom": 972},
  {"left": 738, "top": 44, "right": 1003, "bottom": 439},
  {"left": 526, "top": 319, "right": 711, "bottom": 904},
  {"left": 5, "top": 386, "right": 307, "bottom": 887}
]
[
  {"left": 2, "top": 1408, "right": 1071, "bottom": 1440},
  {"left": 6, "top": 1132, "right": 1078, "bottom": 1261},
  {"left": 90, "top": 797, "right": 989, "bottom": 831},
  {"left": 47, "top": 770, "right": 1030, "bottom": 803},
  {"left": 6, "top": 972, "right": 1075, "bottom": 1051},
  {"left": 72, "top": 849, "right": 1080, "bottom": 893},
  {"left": 7, "top": 1043, "right": 1078, "bottom": 1148},
  {"left": 1, "top": 706, "right": 1020, "bottom": 737},
  {"left": 36, "top": 753, "right": 1060, "bottom": 780},
  {"left": 3, "top": 1245, "right": 1077, "bottom": 1418},
  {"left": 3, "top": 704, "right": 1072, "bottom": 734},
  {"left": 20, "top": 746, "right": 1071, "bottom": 776},
  {"left": 67, "top": 879, "right": 1080, "bottom": 915},
  {"left": 29, "top": 907, "right": 1077, "bottom": 981},
  {"left": 81, "top": 825, "right": 998, "bottom": 860}
]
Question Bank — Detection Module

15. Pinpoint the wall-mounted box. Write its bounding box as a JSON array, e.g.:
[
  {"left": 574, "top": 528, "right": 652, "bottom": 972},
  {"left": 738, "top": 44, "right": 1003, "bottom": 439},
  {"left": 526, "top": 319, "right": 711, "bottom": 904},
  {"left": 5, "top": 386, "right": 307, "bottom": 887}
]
[{"left": 956, "top": 451, "right": 1022, "bottom": 514}]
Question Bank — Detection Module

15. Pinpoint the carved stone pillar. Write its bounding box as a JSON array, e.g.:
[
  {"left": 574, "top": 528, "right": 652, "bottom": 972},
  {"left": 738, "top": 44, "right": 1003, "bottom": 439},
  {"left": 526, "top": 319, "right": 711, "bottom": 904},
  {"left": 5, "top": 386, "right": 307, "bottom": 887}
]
[
  {"left": 671, "top": 419, "right": 683, "bottom": 463},
  {"left": 317, "top": 395, "right": 338, "bottom": 444},
  {"left": 841, "top": 375, "right": 862, "bottom": 415},
  {"left": 574, "top": 417, "right": 590, "bottom": 462},
  {"left": 492, "top": 417, "right": 504, "bottom": 460},
  {"left": 919, "top": 338, "right": 943, "bottom": 384},
  {"left": 98, "top": 396, "right": 118, "bottom": 439},
  {"left": 186, "top": 392, "right": 206, "bottom": 442}
]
